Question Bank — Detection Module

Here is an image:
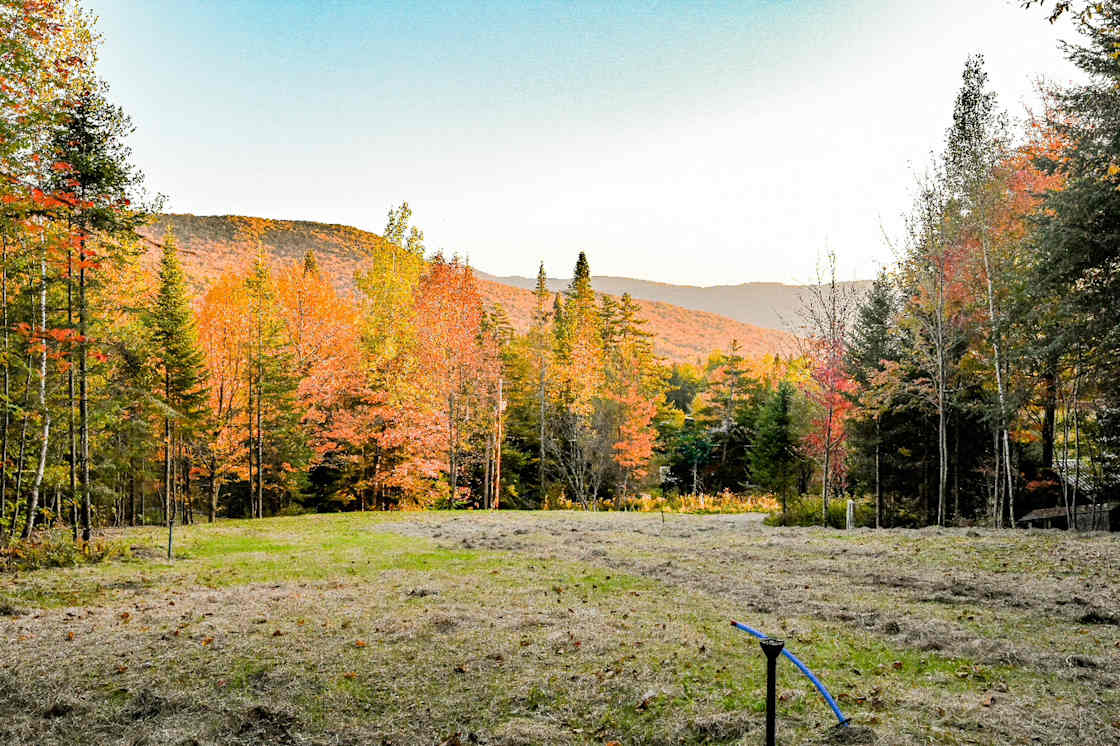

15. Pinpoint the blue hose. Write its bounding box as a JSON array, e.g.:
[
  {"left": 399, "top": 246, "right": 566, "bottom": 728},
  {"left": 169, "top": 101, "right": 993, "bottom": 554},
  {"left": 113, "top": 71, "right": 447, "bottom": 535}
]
[{"left": 731, "top": 620, "right": 850, "bottom": 727}]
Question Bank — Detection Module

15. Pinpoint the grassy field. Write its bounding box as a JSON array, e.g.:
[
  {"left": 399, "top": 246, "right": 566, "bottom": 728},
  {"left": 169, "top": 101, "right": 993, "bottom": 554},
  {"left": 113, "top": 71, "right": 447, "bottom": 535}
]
[{"left": 0, "top": 511, "right": 1117, "bottom": 745}]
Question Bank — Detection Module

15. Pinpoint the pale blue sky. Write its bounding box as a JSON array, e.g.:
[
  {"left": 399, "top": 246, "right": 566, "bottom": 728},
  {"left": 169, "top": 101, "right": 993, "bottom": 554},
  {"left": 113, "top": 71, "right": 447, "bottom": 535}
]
[{"left": 87, "top": 0, "right": 1078, "bottom": 284}]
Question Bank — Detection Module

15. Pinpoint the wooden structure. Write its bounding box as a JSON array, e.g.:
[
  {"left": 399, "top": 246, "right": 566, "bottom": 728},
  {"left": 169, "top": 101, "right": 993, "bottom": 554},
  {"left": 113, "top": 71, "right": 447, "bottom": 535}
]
[{"left": 1018, "top": 502, "right": 1120, "bottom": 531}]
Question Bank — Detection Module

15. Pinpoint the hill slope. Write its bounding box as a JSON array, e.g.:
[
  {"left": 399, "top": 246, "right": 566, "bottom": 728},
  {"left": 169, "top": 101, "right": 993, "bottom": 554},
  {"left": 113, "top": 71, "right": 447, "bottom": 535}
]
[
  {"left": 138, "top": 214, "right": 795, "bottom": 363},
  {"left": 477, "top": 271, "right": 872, "bottom": 333}
]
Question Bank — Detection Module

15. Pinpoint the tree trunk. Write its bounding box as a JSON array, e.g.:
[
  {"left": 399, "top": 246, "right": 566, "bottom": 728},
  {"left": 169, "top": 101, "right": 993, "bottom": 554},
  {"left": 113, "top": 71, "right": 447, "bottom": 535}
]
[
  {"left": 255, "top": 367, "right": 263, "bottom": 518},
  {"left": 50, "top": 485, "right": 60, "bottom": 527},
  {"left": 79, "top": 249, "right": 91, "bottom": 542},
  {"left": 448, "top": 392, "right": 456, "bottom": 503},
  {"left": 937, "top": 375, "right": 947, "bottom": 527},
  {"left": 209, "top": 453, "right": 218, "bottom": 523},
  {"left": 164, "top": 371, "right": 173, "bottom": 532},
  {"left": 1041, "top": 364, "right": 1057, "bottom": 470},
  {"left": 247, "top": 378, "right": 254, "bottom": 519},
  {"left": 8, "top": 357, "right": 32, "bottom": 540},
  {"left": 538, "top": 365, "right": 546, "bottom": 504},
  {"left": 483, "top": 431, "right": 491, "bottom": 510},
  {"left": 821, "top": 403, "right": 833, "bottom": 526},
  {"left": 980, "top": 241, "right": 1016, "bottom": 528},
  {"left": 0, "top": 236, "right": 9, "bottom": 528},
  {"left": 67, "top": 245, "right": 77, "bottom": 538},
  {"left": 874, "top": 416, "right": 881, "bottom": 530},
  {"left": 22, "top": 243, "right": 50, "bottom": 539},
  {"left": 184, "top": 448, "right": 193, "bottom": 525},
  {"left": 495, "top": 378, "right": 502, "bottom": 510},
  {"left": 952, "top": 412, "right": 960, "bottom": 522}
]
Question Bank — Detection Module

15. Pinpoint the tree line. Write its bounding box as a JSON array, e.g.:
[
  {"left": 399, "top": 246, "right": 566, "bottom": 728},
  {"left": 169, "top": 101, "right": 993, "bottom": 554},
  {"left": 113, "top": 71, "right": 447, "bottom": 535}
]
[
  {"left": 3, "top": 1, "right": 1119, "bottom": 539},
  {"left": 805, "top": 3, "right": 1120, "bottom": 527}
]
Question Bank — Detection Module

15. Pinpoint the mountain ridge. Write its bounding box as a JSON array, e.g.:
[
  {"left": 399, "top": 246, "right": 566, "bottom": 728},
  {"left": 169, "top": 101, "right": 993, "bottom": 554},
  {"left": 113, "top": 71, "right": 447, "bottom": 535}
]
[{"left": 474, "top": 271, "right": 872, "bottom": 333}]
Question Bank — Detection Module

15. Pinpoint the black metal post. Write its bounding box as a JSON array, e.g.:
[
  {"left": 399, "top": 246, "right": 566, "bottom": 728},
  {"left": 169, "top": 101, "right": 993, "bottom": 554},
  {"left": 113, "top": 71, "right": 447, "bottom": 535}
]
[{"left": 760, "top": 637, "right": 785, "bottom": 746}]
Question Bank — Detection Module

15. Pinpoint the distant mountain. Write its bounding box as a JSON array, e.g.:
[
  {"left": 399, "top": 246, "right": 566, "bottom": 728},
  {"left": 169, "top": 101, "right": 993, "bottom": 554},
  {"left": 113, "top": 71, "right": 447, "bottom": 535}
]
[
  {"left": 475, "top": 271, "right": 872, "bottom": 334},
  {"left": 138, "top": 214, "right": 797, "bottom": 364}
]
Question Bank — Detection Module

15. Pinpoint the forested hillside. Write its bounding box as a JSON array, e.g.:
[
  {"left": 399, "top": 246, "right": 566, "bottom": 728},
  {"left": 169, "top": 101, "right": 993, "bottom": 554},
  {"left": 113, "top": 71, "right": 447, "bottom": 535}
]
[{"left": 137, "top": 214, "right": 795, "bottom": 364}]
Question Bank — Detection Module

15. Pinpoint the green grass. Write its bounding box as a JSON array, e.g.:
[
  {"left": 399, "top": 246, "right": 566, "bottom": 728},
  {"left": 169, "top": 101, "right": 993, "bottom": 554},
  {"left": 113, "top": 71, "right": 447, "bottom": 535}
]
[
  {"left": 0, "top": 511, "right": 1116, "bottom": 745},
  {"left": 0, "top": 513, "right": 503, "bottom": 608}
]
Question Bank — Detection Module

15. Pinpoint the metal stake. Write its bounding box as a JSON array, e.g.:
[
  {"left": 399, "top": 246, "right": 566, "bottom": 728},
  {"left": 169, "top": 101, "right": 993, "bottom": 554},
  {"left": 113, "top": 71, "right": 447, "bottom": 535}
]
[{"left": 761, "top": 637, "right": 785, "bottom": 746}]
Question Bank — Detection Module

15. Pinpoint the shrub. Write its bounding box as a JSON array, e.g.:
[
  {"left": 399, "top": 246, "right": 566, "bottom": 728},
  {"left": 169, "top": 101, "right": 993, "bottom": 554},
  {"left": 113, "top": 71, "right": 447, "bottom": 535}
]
[
  {"left": 0, "top": 533, "right": 131, "bottom": 573},
  {"left": 277, "top": 503, "right": 313, "bottom": 517},
  {"left": 764, "top": 495, "right": 875, "bottom": 528},
  {"left": 541, "top": 490, "right": 780, "bottom": 514}
]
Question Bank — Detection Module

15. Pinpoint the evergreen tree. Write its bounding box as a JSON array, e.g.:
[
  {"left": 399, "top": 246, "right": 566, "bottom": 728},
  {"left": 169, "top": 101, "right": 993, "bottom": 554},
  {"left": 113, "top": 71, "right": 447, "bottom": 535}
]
[
  {"left": 532, "top": 262, "right": 551, "bottom": 503},
  {"left": 149, "top": 228, "right": 206, "bottom": 548},
  {"left": 245, "top": 254, "right": 305, "bottom": 517},
  {"left": 846, "top": 271, "right": 900, "bottom": 527},
  {"left": 751, "top": 382, "right": 799, "bottom": 514},
  {"left": 1031, "top": 5, "right": 1120, "bottom": 498},
  {"left": 51, "top": 84, "right": 148, "bottom": 541}
]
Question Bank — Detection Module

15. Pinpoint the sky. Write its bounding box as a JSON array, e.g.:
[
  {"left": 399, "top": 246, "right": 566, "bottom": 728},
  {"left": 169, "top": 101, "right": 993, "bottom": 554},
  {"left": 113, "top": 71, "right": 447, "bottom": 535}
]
[{"left": 86, "top": 0, "right": 1080, "bottom": 285}]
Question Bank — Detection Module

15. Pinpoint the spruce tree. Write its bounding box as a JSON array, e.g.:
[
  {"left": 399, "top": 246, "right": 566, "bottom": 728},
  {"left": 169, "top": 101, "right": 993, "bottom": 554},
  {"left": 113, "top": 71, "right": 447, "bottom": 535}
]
[
  {"left": 149, "top": 227, "right": 206, "bottom": 550},
  {"left": 751, "top": 382, "right": 799, "bottom": 515},
  {"left": 245, "top": 254, "right": 305, "bottom": 517},
  {"left": 532, "top": 263, "right": 551, "bottom": 503},
  {"left": 846, "top": 271, "right": 900, "bottom": 527}
]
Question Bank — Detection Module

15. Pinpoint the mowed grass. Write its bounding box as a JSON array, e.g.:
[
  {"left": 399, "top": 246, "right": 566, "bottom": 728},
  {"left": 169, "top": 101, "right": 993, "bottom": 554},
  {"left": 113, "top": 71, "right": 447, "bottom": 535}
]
[{"left": 0, "top": 511, "right": 1117, "bottom": 745}]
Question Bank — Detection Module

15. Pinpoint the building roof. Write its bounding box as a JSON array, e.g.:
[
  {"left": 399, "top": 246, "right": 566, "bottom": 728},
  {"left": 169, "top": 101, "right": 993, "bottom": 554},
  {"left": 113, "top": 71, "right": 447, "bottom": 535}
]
[{"left": 1018, "top": 502, "right": 1120, "bottom": 524}]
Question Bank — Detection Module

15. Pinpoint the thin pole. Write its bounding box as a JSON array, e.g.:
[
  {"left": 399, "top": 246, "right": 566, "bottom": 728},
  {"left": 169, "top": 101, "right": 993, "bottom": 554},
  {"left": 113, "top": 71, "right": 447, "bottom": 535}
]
[
  {"left": 761, "top": 637, "right": 784, "bottom": 746},
  {"left": 495, "top": 378, "right": 502, "bottom": 510}
]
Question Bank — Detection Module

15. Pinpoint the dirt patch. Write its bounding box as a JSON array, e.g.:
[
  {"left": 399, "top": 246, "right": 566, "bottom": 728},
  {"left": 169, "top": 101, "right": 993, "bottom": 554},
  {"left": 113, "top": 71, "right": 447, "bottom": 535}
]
[
  {"left": 674, "top": 710, "right": 755, "bottom": 743},
  {"left": 825, "top": 724, "right": 877, "bottom": 744},
  {"left": 128, "top": 545, "right": 164, "bottom": 560},
  {"left": 233, "top": 705, "right": 297, "bottom": 745},
  {"left": 42, "top": 700, "right": 75, "bottom": 719},
  {"left": 1078, "top": 609, "right": 1119, "bottom": 625},
  {"left": 125, "top": 690, "right": 177, "bottom": 721}
]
